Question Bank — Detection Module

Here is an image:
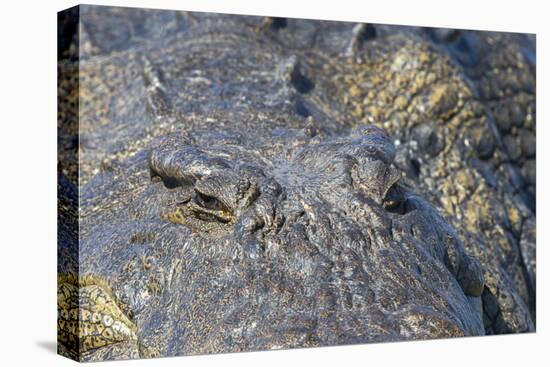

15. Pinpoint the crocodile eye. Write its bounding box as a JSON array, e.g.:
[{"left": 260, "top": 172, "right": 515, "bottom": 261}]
[
  {"left": 194, "top": 191, "right": 224, "bottom": 211},
  {"left": 187, "top": 190, "right": 234, "bottom": 223},
  {"left": 382, "top": 185, "right": 408, "bottom": 214}
]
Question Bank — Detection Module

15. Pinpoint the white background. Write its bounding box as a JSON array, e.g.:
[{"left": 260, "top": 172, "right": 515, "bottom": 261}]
[{"left": 0, "top": 0, "right": 547, "bottom": 365}]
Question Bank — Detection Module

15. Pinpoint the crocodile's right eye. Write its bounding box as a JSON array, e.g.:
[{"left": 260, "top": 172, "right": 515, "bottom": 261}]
[{"left": 382, "top": 184, "right": 409, "bottom": 214}]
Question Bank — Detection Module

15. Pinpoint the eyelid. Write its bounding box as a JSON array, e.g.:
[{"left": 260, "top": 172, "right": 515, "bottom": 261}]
[{"left": 194, "top": 173, "right": 245, "bottom": 211}]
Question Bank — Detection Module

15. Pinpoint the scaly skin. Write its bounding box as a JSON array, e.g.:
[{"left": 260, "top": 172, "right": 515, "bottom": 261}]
[
  {"left": 305, "top": 31, "right": 535, "bottom": 332},
  {"left": 58, "top": 6, "right": 535, "bottom": 361},
  {"left": 57, "top": 274, "right": 139, "bottom": 360}
]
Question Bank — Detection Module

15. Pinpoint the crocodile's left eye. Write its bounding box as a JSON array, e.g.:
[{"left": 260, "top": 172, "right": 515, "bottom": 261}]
[
  {"left": 194, "top": 191, "right": 225, "bottom": 212},
  {"left": 188, "top": 190, "right": 234, "bottom": 223}
]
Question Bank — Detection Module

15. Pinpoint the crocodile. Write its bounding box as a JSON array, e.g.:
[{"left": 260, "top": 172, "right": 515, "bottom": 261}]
[{"left": 58, "top": 5, "right": 536, "bottom": 361}]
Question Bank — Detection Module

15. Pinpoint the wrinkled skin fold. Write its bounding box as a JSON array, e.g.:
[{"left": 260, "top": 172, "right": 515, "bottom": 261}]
[{"left": 58, "top": 6, "right": 535, "bottom": 361}]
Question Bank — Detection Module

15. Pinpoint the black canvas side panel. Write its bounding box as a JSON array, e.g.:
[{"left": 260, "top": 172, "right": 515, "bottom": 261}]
[{"left": 57, "top": 5, "right": 80, "bottom": 362}]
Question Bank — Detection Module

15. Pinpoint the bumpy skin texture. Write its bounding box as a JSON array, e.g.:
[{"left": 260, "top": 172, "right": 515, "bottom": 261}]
[{"left": 57, "top": 6, "right": 536, "bottom": 361}]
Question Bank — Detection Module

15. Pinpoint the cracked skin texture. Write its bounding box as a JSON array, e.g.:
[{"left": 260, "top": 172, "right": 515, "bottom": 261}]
[{"left": 58, "top": 6, "right": 535, "bottom": 361}]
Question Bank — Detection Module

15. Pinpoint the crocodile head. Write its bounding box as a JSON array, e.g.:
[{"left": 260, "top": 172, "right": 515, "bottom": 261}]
[
  {"left": 64, "top": 124, "right": 484, "bottom": 359},
  {"left": 57, "top": 9, "right": 535, "bottom": 361}
]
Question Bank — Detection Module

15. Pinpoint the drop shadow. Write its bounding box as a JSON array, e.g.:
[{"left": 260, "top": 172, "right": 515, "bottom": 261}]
[{"left": 36, "top": 340, "right": 57, "bottom": 355}]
